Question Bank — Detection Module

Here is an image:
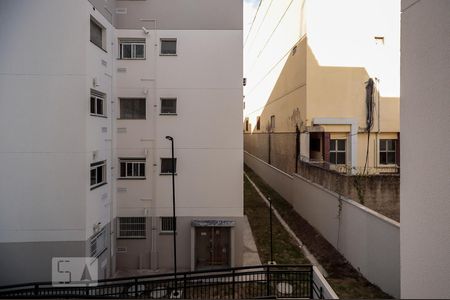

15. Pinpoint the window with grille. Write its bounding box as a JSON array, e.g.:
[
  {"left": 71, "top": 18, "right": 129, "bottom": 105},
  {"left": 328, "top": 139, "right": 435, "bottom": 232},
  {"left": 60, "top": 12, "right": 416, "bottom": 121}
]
[
  {"left": 160, "top": 158, "right": 177, "bottom": 174},
  {"left": 160, "top": 98, "right": 177, "bottom": 115},
  {"left": 160, "top": 39, "right": 177, "bottom": 55},
  {"left": 330, "top": 139, "right": 346, "bottom": 164},
  {"left": 160, "top": 217, "right": 176, "bottom": 233},
  {"left": 256, "top": 116, "right": 261, "bottom": 130},
  {"left": 119, "top": 98, "right": 146, "bottom": 119},
  {"left": 119, "top": 158, "right": 146, "bottom": 179},
  {"left": 119, "top": 39, "right": 145, "bottom": 59},
  {"left": 118, "top": 217, "right": 146, "bottom": 239},
  {"left": 90, "top": 228, "right": 107, "bottom": 257},
  {"left": 379, "top": 139, "right": 397, "bottom": 165},
  {"left": 90, "top": 89, "right": 106, "bottom": 117},
  {"left": 245, "top": 119, "right": 249, "bottom": 131},
  {"left": 90, "top": 161, "right": 106, "bottom": 190},
  {"left": 90, "top": 17, "right": 105, "bottom": 50}
]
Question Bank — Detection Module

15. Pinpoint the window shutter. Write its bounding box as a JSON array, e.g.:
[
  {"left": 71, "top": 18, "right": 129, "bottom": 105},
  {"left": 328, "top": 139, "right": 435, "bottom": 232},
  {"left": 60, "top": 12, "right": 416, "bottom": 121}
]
[{"left": 323, "top": 132, "right": 331, "bottom": 162}]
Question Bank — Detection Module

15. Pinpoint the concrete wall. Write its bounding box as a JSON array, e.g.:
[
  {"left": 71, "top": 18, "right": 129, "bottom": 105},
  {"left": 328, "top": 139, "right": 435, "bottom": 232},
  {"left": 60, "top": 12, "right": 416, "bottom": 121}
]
[
  {"left": 297, "top": 161, "right": 400, "bottom": 221},
  {"left": 245, "top": 151, "right": 400, "bottom": 297},
  {"left": 400, "top": 0, "right": 450, "bottom": 298}
]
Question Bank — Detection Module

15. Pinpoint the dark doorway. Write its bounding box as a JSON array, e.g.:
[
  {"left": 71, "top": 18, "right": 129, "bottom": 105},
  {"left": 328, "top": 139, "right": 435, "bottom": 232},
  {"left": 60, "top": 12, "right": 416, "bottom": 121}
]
[{"left": 195, "top": 227, "right": 230, "bottom": 270}]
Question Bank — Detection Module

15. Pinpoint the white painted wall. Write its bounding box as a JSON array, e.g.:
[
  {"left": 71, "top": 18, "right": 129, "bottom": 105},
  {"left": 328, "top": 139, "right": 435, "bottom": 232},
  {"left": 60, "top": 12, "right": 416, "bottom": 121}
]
[
  {"left": 245, "top": 151, "right": 400, "bottom": 297},
  {"left": 116, "top": 29, "right": 243, "bottom": 218},
  {"left": 400, "top": 0, "right": 450, "bottom": 298}
]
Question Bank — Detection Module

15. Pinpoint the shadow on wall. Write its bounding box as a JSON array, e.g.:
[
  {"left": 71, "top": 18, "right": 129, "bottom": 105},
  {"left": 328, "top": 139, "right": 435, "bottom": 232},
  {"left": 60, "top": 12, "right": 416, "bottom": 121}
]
[{"left": 244, "top": 39, "right": 399, "bottom": 175}]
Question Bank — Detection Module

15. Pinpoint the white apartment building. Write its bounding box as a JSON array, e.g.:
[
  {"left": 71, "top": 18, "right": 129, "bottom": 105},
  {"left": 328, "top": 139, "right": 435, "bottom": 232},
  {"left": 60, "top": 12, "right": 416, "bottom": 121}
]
[{"left": 0, "top": 0, "right": 243, "bottom": 285}]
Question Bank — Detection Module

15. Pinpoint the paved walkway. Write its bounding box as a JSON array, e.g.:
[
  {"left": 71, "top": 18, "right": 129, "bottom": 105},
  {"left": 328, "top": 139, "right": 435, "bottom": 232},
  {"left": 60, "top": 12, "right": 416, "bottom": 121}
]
[{"left": 242, "top": 216, "right": 262, "bottom": 266}]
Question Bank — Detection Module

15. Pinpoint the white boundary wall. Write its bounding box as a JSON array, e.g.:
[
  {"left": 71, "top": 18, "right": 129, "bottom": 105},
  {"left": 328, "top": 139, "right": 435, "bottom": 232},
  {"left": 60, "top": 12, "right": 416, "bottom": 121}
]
[{"left": 245, "top": 152, "right": 400, "bottom": 298}]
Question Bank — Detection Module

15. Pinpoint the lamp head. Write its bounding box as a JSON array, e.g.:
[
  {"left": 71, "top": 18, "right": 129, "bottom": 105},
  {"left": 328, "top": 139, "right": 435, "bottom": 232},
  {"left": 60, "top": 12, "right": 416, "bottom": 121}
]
[{"left": 165, "top": 136, "right": 173, "bottom": 141}]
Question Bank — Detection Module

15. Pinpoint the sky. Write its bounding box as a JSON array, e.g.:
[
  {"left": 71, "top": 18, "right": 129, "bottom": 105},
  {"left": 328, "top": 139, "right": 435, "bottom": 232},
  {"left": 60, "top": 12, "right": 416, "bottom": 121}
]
[{"left": 243, "top": 0, "right": 260, "bottom": 40}]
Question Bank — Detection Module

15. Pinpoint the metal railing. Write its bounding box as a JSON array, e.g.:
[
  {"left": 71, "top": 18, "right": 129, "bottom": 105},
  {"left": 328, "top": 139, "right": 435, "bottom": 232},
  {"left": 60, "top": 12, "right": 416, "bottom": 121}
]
[{"left": 0, "top": 265, "right": 324, "bottom": 299}]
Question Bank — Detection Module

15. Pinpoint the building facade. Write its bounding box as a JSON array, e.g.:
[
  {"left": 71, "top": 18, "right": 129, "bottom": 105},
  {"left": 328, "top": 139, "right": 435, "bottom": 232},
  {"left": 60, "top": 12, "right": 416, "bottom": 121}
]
[
  {"left": 0, "top": 0, "right": 243, "bottom": 285},
  {"left": 243, "top": 0, "right": 400, "bottom": 175},
  {"left": 400, "top": 0, "right": 450, "bottom": 298}
]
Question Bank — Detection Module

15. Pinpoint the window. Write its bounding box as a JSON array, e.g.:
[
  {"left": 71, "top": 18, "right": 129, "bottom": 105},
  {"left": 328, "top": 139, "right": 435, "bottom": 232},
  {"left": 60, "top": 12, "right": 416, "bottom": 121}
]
[
  {"left": 117, "top": 217, "right": 146, "bottom": 239},
  {"left": 160, "top": 39, "right": 177, "bottom": 55},
  {"left": 90, "top": 17, "right": 105, "bottom": 50},
  {"left": 245, "top": 119, "right": 249, "bottom": 131},
  {"left": 160, "top": 217, "right": 176, "bottom": 233},
  {"left": 160, "top": 158, "right": 177, "bottom": 174},
  {"left": 90, "top": 90, "right": 106, "bottom": 117},
  {"left": 90, "top": 228, "right": 107, "bottom": 257},
  {"left": 119, "top": 98, "right": 146, "bottom": 119},
  {"left": 119, "top": 39, "right": 145, "bottom": 59},
  {"left": 90, "top": 161, "right": 106, "bottom": 189},
  {"left": 380, "top": 139, "right": 397, "bottom": 165},
  {"left": 270, "top": 115, "right": 275, "bottom": 132},
  {"left": 311, "top": 138, "right": 321, "bottom": 152},
  {"left": 256, "top": 116, "right": 261, "bottom": 130},
  {"left": 119, "top": 158, "right": 146, "bottom": 179},
  {"left": 160, "top": 98, "right": 177, "bottom": 115},
  {"left": 330, "top": 139, "right": 346, "bottom": 164}
]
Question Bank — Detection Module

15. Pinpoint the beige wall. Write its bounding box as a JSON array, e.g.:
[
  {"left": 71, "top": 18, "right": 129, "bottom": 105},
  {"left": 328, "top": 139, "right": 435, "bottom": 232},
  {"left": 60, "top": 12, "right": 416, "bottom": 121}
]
[{"left": 244, "top": 0, "right": 400, "bottom": 169}]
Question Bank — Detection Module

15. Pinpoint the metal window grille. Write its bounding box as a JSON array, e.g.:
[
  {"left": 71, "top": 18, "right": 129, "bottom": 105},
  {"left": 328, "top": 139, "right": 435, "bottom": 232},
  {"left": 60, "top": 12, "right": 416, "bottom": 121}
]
[
  {"left": 118, "top": 217, "right": 146, "bottom": 239},
  {"left": 160, "top": 98, "right": 177, "bottom": 114},
  {"left": 160, "top": 39, "right": 177, "bottom": 55},
  {"left": 119, "top": 158, "right": 146, "bottom": 178},
  {"left": 120, "top": 98, "right": 146, "bottom": 119},
  {"left": 160, "top": 217, "right": 175, "bottom": 232}
]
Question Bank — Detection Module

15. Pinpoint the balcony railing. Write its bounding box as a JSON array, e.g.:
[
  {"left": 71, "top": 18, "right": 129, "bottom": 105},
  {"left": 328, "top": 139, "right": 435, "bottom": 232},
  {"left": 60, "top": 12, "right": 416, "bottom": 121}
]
[{"left": 0, "top": 265, "right": 324, "bottom": 299}]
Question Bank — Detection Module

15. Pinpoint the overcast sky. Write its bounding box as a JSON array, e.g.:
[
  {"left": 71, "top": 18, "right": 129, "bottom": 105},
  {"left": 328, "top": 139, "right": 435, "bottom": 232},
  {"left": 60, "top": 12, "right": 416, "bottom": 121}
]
[{"left": 244, "top": 0, "right": 260, "bottom": 40}]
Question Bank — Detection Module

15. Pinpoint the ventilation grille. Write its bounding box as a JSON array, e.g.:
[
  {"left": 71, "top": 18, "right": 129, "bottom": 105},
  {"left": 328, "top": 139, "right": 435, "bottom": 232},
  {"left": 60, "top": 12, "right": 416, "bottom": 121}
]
[{"left": 118, "top": 217, "right": 146, "bottom": 238}]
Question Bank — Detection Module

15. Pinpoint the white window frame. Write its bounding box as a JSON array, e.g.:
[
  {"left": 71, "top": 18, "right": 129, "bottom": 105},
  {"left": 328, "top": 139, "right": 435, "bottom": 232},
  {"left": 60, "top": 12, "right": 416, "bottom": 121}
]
[
  {"left": 90, "top": 160, "right": 107, "bottom": 190},
  {"left": 160, "top": 98, "right": 177, "bottom": 115},
  {"left": 160, "top": 38, "right": 177, "bottom": 56},
  {"left": 330, "top": 139, "right": 347, "bottom": 165},
  {"left": 117, "top": 217, "right": 146, "bottom": 239},
  {"left": 160, "top": 217, "right": 176, "bottom": 233},
  {"left": 90, "top": 90, "right": 106, "bottom": 117},
  {"left": 119, "top": 40, "right": 146, "bottom": 60},
  {"left": 119, "top": 158, "right": 146, "bottom": 179},
  {"left": 379, "top": 139, "right": 397, "bottom": 166}
]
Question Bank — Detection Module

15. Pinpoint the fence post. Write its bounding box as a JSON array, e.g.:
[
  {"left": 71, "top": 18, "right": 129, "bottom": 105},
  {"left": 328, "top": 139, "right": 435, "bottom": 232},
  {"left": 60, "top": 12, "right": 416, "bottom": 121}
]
[
  {"left": 266, "top": 265, "right": 271, "bottom": 297},
  {"left": 320, "top": 286, "right": 323, "bottom": 299},
  {"left": 232, "top": 269, "right": 236, "bottom": 299},
  {"left": 134, "top": 278, "right": 139, "bottom": 299},
  {"left": 34, "top": 284, "right": 39, "bottom": 296},
  {"left": 183, "top": 273, "right": 187, "bottom": 299},
  {"left": 309, "top": 266, "right": 314, "bottom": 299}
]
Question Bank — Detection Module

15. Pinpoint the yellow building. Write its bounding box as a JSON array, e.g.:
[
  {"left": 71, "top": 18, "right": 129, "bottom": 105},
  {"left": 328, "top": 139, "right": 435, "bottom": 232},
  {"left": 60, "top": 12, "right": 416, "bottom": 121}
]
[{"left": 244, "top": 0, "right": 400, "bottom": 175}]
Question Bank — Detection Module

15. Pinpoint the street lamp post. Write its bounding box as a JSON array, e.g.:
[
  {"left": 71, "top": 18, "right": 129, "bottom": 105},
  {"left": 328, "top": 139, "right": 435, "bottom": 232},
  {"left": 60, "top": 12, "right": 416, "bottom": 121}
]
[{"left": 165, "top": 136, "right": 179, "bottom": 297}]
